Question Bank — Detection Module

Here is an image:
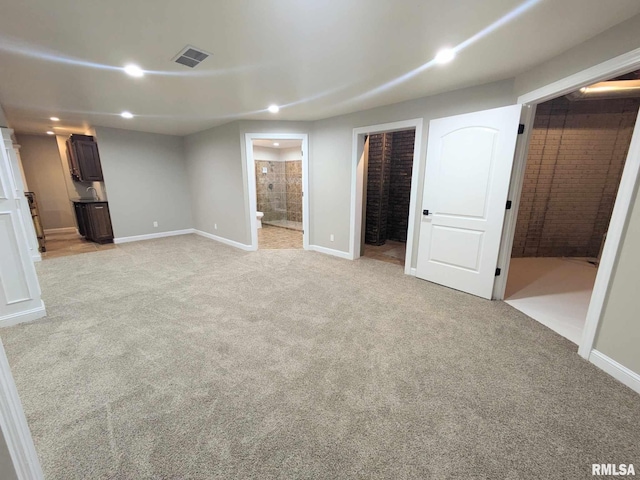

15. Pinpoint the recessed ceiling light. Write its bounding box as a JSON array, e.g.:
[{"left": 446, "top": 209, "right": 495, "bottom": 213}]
[
  {"left": 268, "top": 105, "right": 280, "bottom": 114},
  {"left": 273, "top": 142, "right": 279, "bottom": 146},
  {"left": 434, "top": 48, "right": 456, "bottom": 64},
  {"left": 124, "top": 64, "right": 144, "bottom": 77},
  {"left": 46, "top": 131, "right": 55, "bottom": 135},
  {"left": 121, "top": 111, "right": 134, "bottom": 119},
  {"left": 50, "top": 117, "right": 60, "bottom": 122}
]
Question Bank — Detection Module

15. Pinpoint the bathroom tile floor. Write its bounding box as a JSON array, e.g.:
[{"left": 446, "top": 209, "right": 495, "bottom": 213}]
[
  {"left": 263, "top": 219, "right": 303, "bottom": 231},
  {"left": 258, "top": 225, "right": 303, "bottom": 249}
]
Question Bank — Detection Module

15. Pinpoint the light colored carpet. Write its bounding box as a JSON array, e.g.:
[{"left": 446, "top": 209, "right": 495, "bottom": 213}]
[{"left": 1, "top": 234, "right": 638, "bottom": 479}]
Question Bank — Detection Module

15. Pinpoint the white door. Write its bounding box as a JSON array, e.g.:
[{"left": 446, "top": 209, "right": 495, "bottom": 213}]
[{"left": 415, "top": 105, "right": 522, "bottom": 299}]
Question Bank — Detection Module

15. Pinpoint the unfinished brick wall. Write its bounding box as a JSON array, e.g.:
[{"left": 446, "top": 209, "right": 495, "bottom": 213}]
[
  {"left": 365, "top": 130, "right": 415, "bottom": 245},
  {"left": 365, "top": 133, "right": 392, "bottom": 245},
  {"left": 513, "top": 96, "right": 640, "bottom": 258},
  {"left": 387, "top": 130, "right": 416, "bottom": 242}
]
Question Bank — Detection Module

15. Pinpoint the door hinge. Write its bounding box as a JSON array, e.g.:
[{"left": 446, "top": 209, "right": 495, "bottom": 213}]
[
  {"left": 506, "top": 200, "right": 512, "bottom": 210},
  {"left": 518, "top": 124, "right": 525, "bottom": 134},
  {"left": 495, "top": 268, "right": 501, "bottom": 276}
]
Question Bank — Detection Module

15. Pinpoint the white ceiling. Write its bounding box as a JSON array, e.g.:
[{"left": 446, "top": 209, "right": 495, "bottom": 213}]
[
  {"left": 1, "top": 0, "right": 639, "bottom": 136},
  {"left": 253, "top": 139, "right": 302, "bottom": 149}
]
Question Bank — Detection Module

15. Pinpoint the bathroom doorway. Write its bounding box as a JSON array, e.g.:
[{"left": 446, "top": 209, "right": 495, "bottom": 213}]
[{"left": 244, "top": 134, "right": 310, "bottom": 250}]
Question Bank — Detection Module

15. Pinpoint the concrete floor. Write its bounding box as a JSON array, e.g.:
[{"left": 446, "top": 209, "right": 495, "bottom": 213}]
[
  {"left": 362, "top": 240, "right": 406, "bottom": 267},
  {"left": 505, "top": 257, "right": 598, "bottom": 344}
]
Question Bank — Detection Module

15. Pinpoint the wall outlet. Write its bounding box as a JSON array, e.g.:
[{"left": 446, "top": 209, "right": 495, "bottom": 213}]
[
  {"left": 330, "top": 234, "right": 334, "bottom": 242},
  {"left": 262, "top": 167, "right": 268, "bottom": 174},
  {"left": 214, "top": 223, "right": 218, "bottom": 230},
  {"left": 153, "top": 221, "right": 158, "bottom": 228}
]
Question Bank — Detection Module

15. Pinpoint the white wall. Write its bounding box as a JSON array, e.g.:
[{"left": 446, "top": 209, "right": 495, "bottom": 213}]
[
  {"left": 16, "top": 134, "right": 76, "bottom": 230},
  {"left": 185, "top": 121, "right": 246, "bottom": 243},
  {"left": 594, "top": 186, "right": 640, "bottom": 374},
  {"left": 94, "top": 127, "right": 193, "bottom": 239},
  {"left": 280, "top": 146, "right": 302, "bottom": 162},
  {"left": 515, "top": 14, "right": 640, "bottom": 97},
  {"left": 252, "top": 146, "right": 280, "bottom": 162}
]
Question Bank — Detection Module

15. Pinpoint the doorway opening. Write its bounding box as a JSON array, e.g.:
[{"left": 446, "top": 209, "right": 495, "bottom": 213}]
[
  {"left": 15, "top": 133, "right": 113, "bottom": 259},
  {"left": 245, "top": 133, "right": 310, "bottom": 251},
  {"left": 350, "top": 118, "right": 423, "bottom": 274},
  {"left": 504, "top": 75, "right": 640, "bottom": 344},
  {"left": 362, "top": 129, "right": 416, "bottom": 267}
]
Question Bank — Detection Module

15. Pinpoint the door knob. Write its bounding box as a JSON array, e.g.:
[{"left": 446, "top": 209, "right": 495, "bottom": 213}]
[{"left": 423, "top": 209, "right": 431, "bottom": 216}]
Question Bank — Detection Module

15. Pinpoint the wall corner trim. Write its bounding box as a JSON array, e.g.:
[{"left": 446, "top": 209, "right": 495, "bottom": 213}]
[
  {"left": 589, "top": 350, "right": 640, "bottom": 395},
  {"left": 0, "top": 303, "right": 46, "bottom": 328},
  {"left": 309, "top": 244, "right": 352, "bottom": 260},
  {"left": 113, "top": 229, "right": 195, "bottom": 244},
  {"left": 193, "top": 230, "right": 255, "bottom": 251},
  {"left": 0, "top": 339, "right": 45, "bottom": 480}
]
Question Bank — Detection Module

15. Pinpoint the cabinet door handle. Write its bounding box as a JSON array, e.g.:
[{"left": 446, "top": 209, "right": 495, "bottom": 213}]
[{"left": 94, "top": 206, "right": 103, "bottom": 209}]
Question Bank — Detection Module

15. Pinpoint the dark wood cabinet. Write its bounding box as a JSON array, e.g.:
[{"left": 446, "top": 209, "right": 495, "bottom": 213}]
[
  {"left": 73, "top": 201, "right": 113, "bottom": 244},
  {"left": 66, "top": 134, "right": 104, "bottom": 182}
]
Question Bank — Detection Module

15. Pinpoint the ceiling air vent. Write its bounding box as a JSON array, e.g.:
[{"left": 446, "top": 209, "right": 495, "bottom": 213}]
[{"left": 173, "top": 45, "right": 211, "bottom": 68}]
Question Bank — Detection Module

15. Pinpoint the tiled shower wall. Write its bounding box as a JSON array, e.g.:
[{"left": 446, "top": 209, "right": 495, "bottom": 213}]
[
  {"left": 513, "top": 96, "right": 640, "bottom": 258},
  {"left": 285, "top": 160, "right": 302, "bottom": 222},
  {"left": 255, "top": 160, "right": 302, "bottom": 223}
]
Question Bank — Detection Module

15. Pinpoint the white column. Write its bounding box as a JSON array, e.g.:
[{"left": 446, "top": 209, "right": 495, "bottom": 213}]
[{"left": 0, "top": 127, "right": 45, "bottom": 327}]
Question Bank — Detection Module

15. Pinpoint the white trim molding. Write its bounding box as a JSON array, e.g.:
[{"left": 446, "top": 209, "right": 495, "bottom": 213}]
[
  {"left": 308, "top": 245, "right": 352, "bottom": 260},
  {"left": 193, "top": 229, "right": 255, "bottom": 251},
  {"left": 579, "top": 108, "right": 640, "bottom": 358},
  {"left": 0, "top": 338, "right": 44, "bottom": 480},
  {"left": 244, "top": 133, "right": 310, "bottom": 252},
  {"left": 350, "top": 118, "right": 423, "bottom": 276},
  {"left": 0, "top": 304, "right": 46, "bottom": 328},
  {"left": 114, "top": 229, "right": 195, "bottom": 244},
  {"left": 589, "top": 350, "right": 640, "bottom": 395},
  {"left": 518, "top": 47, "right": 640, "bottom": 105}
]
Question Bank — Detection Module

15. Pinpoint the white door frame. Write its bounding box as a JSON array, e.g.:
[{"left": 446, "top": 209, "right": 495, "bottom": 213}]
[
  {"left": 494, "top": 46, "right": 640, "bottom": 359},
  {"left": 244, "top": 133, "right": 310, "bottom": 251},
  {"left": 350, "top": 118, "right": 423, "bottom": 275}
]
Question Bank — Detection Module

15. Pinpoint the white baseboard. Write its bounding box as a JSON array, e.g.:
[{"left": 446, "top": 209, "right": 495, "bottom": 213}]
[
  {"left": 409, "top": 267, "right": 417, "bottom": 276},
  {"left": 43, "top": 227, "right": 77, "bottom": 234},
  {"left": 193, "top": 230, "right": 255, "bottom": 251},
  {"left": 114, "top": 229, "right": 195, "bottom": 244},
  {"left": 0, "top": 303, "right": 46, "bottom": 328},
  {"left": 309, "top": 244, "right": 352, "bottom": 260},
  {"left": 589, "top": 350, "right": 640, "bottom": 395},
  {"left": 32, "top": 253, "right": 42, "bottom": 263}
]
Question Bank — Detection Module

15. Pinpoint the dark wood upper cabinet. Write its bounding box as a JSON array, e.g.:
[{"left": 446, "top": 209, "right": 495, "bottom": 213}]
[{"left": 66, "top": 134, "right": 104, "bottom": 182}]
